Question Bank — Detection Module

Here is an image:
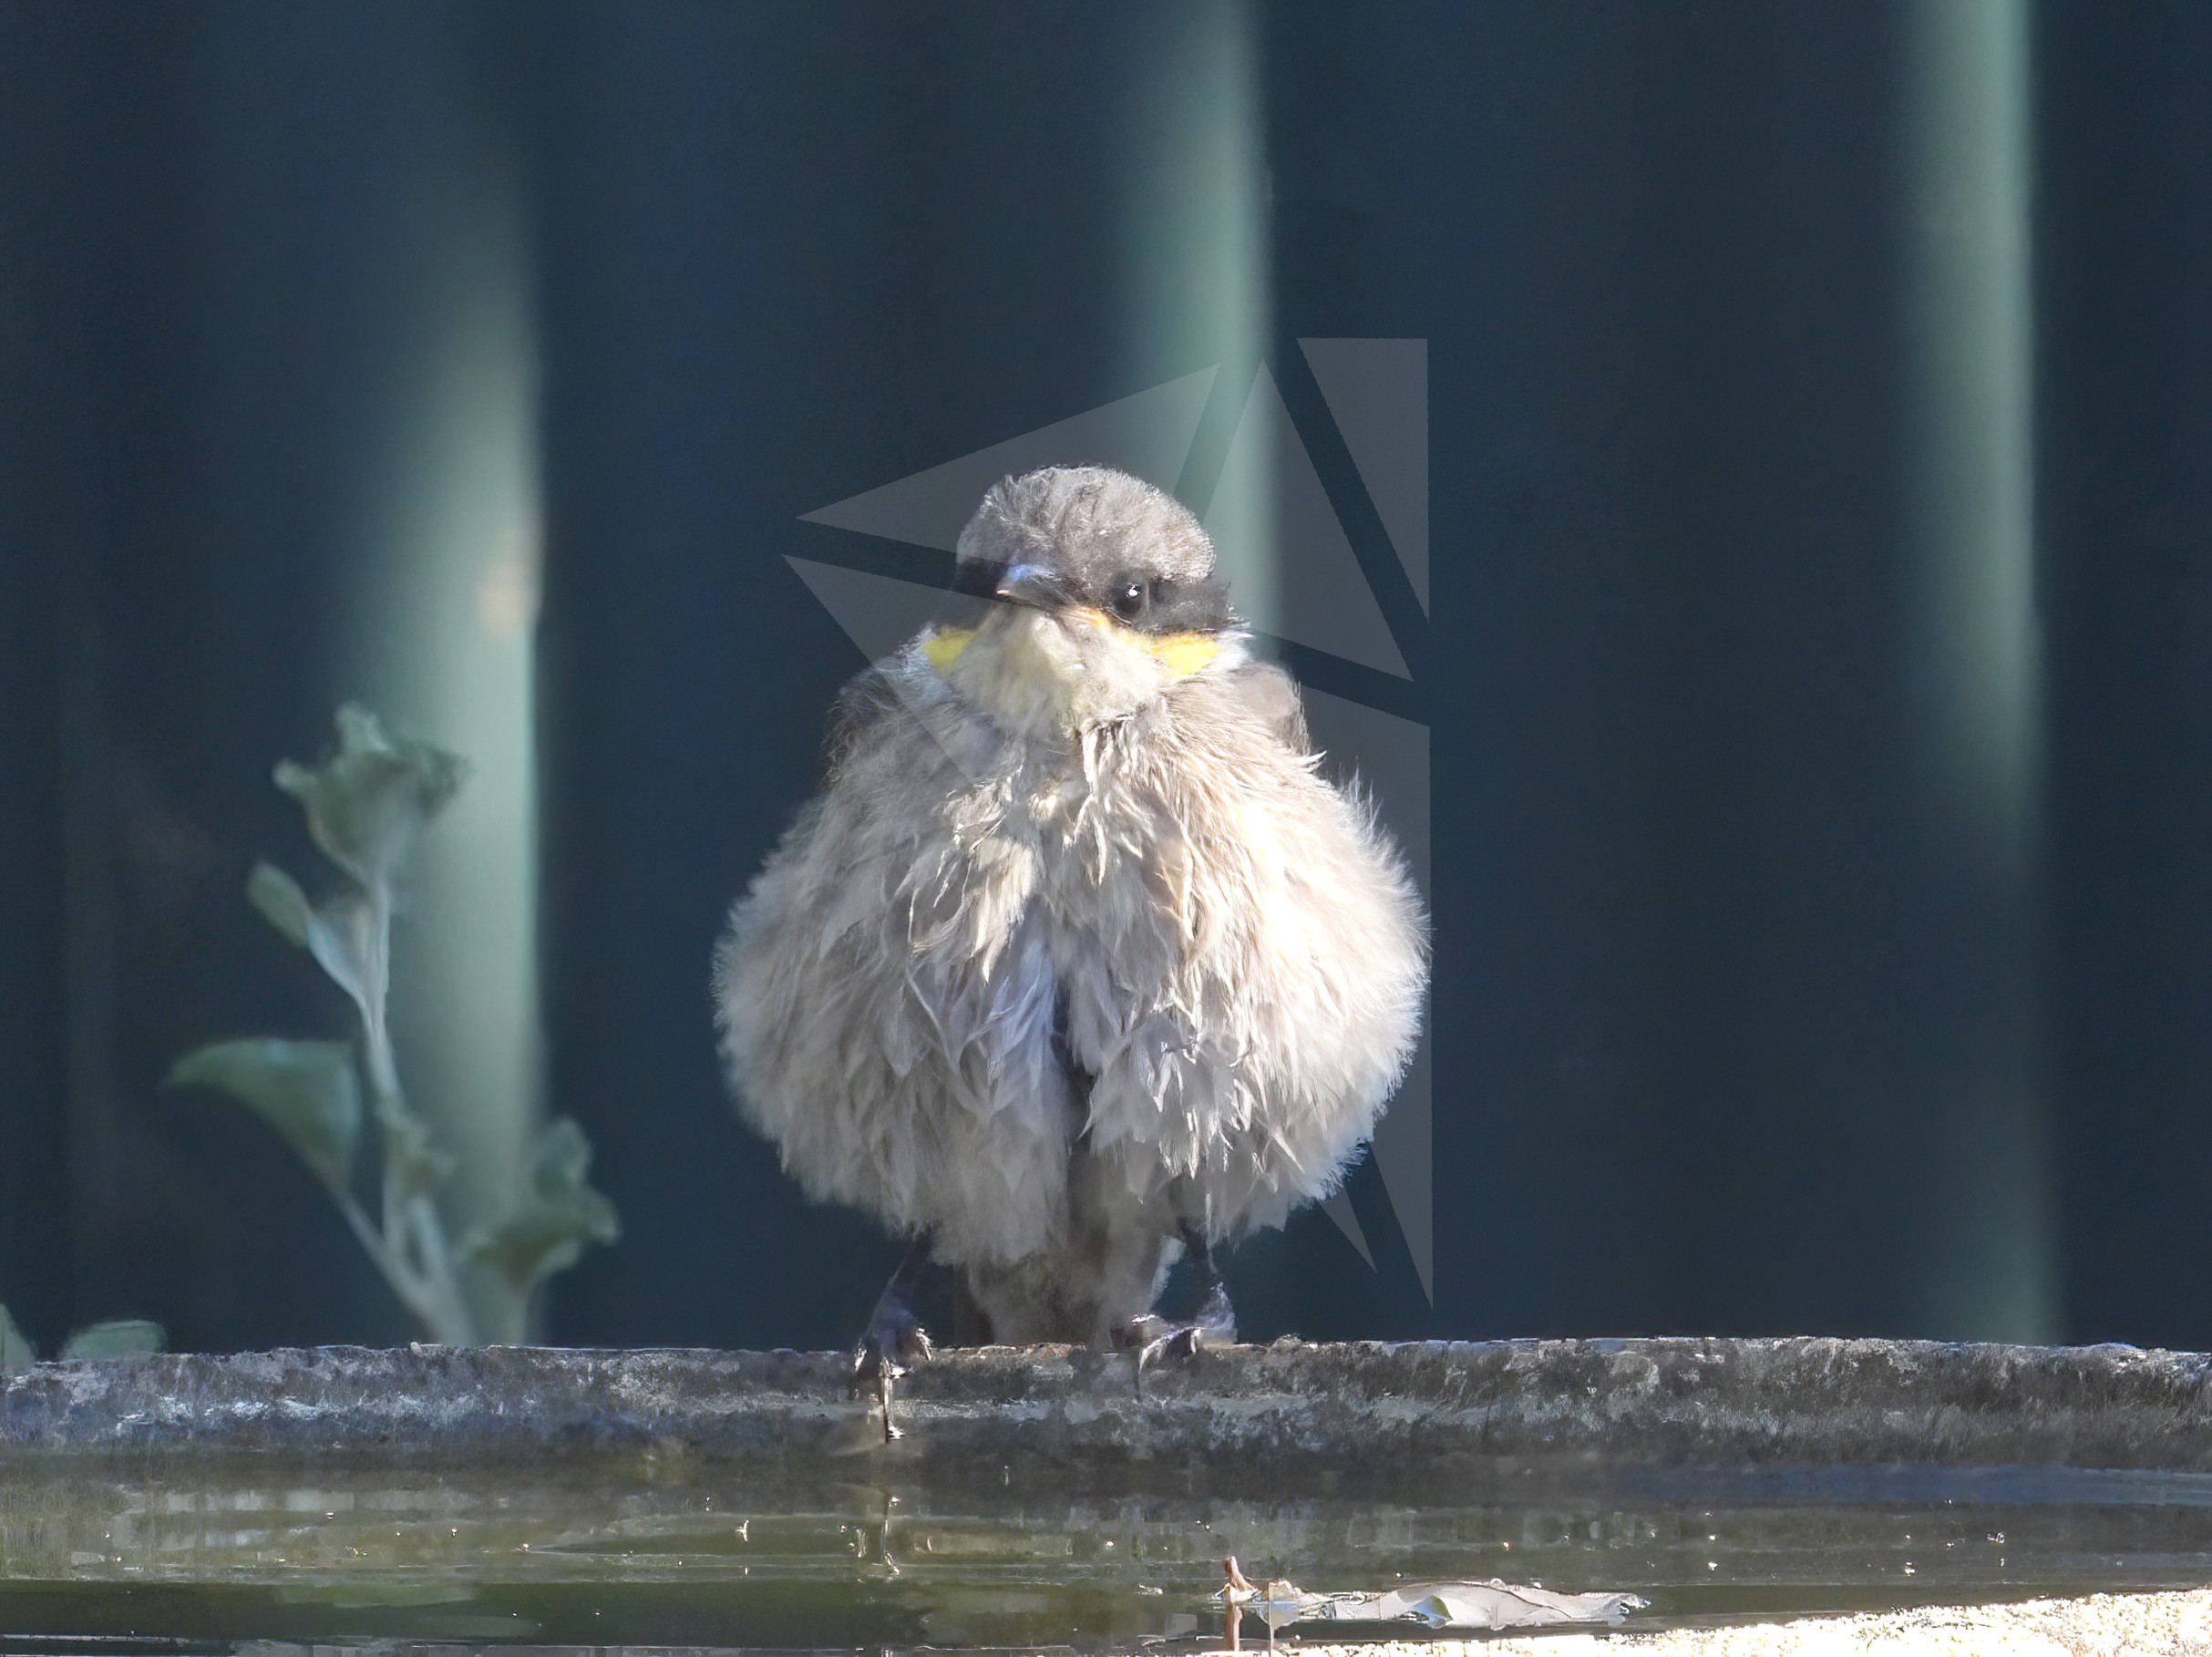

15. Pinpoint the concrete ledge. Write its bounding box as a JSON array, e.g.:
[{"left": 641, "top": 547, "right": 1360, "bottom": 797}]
[{"left": 7, "top": 1337, "right": 2212, "bottom": 1491}]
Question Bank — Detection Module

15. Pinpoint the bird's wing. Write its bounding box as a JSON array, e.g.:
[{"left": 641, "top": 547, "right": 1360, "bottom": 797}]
[
  {"left": 818, "top": 662, "right": 904, "bottom": 782},
  {"left": 1223, "top": 659, "right": 1313, "bottom": 756},
  {"left": 720, "top": 651, "right": 1076, "bottom": 1271}
]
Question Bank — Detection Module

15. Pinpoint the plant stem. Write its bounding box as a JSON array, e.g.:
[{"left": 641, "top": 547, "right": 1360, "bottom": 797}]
[
  {"left": 355, "top": 880, "right": 478, "bottom": 1346},
  {"left": 333, "top": 1194, "right": 470, "bottom": 1344}
]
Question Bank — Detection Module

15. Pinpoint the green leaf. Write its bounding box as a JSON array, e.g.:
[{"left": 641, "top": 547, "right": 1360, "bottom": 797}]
[
  {"left": 304, "top": 890, "right": 382, "bottom": 1021},
  {"left": 534, "top": 1116, "right": 595, "bottom": 1189},
  {"left": 464, "top": 1118, "right": 622, "bottom": 1292},
  {"left": 274, "top": 705, "right": 468, "bottom": 888},
  {"left": 376, "top": 1097, "right": 458, "bottom": 1197},
  {"left": 246, "top": 861, "right": 313, "bottom": 947},
  {"left": 0, "top": 1303, "right": 35, "bottom": 1376},
  {"left": 247, "top": 860, "right": 386, "bottom": 1024},
  {"left": 59, "top": 1320, "right": 165, "bottom": 1361},
  {"left": 167, "top": 1038, "right": 363, "bottom": 1195}
]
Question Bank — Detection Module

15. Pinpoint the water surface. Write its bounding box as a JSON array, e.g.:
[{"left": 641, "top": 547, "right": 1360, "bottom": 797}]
[{"left": 5, "top": 1459, "right": 2210, "bottom": 1650}]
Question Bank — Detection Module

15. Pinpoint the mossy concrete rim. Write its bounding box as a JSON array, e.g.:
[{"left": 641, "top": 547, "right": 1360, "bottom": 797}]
[{"left": 5, "top": 1336, "right": 2211, "bottom": 1491}]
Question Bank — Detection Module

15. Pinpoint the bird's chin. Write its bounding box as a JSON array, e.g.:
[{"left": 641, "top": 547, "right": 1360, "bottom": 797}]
[{"left": 944, "top": 610, "right": 1167, "bottom": 736}]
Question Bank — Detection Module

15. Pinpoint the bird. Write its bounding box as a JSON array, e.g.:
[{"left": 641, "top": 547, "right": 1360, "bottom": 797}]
[{"left": 714, "top": 464, "right": 1426, "bottom": 1404}]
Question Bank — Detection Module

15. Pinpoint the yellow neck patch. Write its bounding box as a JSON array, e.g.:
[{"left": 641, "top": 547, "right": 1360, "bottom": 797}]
[
  {"left": 922, "top": 626, "right": 975, "bottom": 674},
  {"left": 921, "top": 621, "right": 1220, "bottom": 680},
  {"left": 1141, "top": 631, "right": 1223, "bottom": 677}
]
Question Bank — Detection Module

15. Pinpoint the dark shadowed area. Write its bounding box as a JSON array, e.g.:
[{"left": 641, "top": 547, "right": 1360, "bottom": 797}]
[{"left": 2, "top": 1, "right": 2209, "bottom": 1357}]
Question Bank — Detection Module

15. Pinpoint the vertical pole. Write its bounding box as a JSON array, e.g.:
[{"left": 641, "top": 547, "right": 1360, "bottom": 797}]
[{"left": 1901, "top": 0, "right": 2052, "bottom": 1340}]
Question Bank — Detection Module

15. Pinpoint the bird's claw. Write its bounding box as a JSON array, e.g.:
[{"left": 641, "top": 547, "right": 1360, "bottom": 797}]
[
  {"left": 861, "top": 1309, "right": 934, "bottom": 1370},
  {"left": 1135, "top": 1322, "right": 1219, "bottom": 1390},
  {"left": 1117, "top": 1285, "right": 1234, "bottom": 1395},
  {"left": 852, "top": 1311, "right": 932, "bottom": 1441},
  {"left": 1114, "top": 1312, "right": 1171, "bottom": 1351}
]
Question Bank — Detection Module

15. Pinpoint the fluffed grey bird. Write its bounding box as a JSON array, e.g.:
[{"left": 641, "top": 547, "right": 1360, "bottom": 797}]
[{"left": 715, "top": 465, "right": 1426, "bottom": 1384}]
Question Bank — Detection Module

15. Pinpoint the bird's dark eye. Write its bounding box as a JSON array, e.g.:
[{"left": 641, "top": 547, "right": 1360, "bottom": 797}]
[{"left": 1111, "top": 580, "right": 1149, "bottom": 621}]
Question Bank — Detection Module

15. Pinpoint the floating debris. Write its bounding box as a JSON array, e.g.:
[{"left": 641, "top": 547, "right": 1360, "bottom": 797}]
[{"left": 1219, "top": 1556, "right": 1644, "bottom": 1644}]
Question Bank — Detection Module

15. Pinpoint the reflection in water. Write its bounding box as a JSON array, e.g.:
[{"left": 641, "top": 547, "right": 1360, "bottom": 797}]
[{"left": 5, "top": 1460, "right": 2212, "bottom": 1648}]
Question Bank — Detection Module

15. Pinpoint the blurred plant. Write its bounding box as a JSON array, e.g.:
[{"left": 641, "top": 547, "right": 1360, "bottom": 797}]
[
  {"left": 0, "top": 1305, "right": 164, "bottom": 1377},
  {"left": 166, "top": 705, "right": 618, "bottom": 1346}
]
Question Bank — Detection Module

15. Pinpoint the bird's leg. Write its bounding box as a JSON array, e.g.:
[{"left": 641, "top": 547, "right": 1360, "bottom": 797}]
[
  {"left": 1124, "top": 1221, "right": 1237, "bottom": 1391},
  {"left": 853, "top": 1235, "right": 934, "bottom": 1441},
  {"left": 1180, "top": 1220, "right": 1237, "bottom": 1346}
]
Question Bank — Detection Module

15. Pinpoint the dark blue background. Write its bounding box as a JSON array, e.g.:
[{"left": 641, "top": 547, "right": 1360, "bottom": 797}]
[{"left": 3, "top": 2, "right": 2208, "bottom": 1355}]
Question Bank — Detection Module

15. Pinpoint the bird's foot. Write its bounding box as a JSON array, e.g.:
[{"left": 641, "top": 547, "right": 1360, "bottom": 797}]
[
  {"left": 1116, "top": 1281, "right": 1235, "bottom": 1395},
  {"left": 852, "top": 1298, "right": 933, "bottom": 1442}
]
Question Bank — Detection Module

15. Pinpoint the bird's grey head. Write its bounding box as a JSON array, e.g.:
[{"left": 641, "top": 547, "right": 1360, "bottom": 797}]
[
  {"left": 924, "top": 467, "right": 1242, "bottom": 734},
  {"left": 953, "top": 465, "right": 1230, "bottom": 633}
]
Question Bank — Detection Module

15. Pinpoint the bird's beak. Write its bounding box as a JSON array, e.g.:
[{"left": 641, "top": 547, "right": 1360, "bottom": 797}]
[{"left": 993, "top": 561, "right": 1075, "bottom": 611}]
